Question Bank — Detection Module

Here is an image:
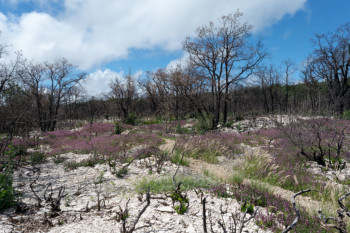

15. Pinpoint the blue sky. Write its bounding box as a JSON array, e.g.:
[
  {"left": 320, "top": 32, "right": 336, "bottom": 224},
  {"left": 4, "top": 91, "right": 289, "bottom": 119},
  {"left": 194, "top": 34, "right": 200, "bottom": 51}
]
[{"left": 0, "top": 0, "right": 349, "bottom": 96}]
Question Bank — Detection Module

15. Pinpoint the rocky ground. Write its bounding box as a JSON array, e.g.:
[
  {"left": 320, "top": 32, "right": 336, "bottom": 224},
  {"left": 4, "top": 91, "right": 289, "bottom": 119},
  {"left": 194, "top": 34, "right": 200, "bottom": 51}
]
[{"left": 0, "top": 150, "right": 271, "bottom": 233}]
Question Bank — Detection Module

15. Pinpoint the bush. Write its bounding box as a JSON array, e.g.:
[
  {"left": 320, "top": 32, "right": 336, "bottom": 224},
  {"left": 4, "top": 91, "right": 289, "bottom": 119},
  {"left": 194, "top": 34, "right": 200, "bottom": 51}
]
[
  {"left": 52, "top": 155, "right": 66, "bottom": 164},
  {"left": 2, "top": 144, "right": 27, "bottom": 170},
  {"left": 29, "top": 152, "right": 46, "bottom": 164},
  {"left": 135, "top": 175, "right": 215, "bottom": 194},
  {"left": 0, "top": 173, "right": 15, "bottom": 211},
  {"left": 171, "top": 191, "right": 189, "bottom": 214},
  {"left": 175, "top": 124, "right": 191, "bottom": 134},
  {"left": 64, "top": 156, "right": 104, "bottom": 171},
  {"left": 124, "top": 113, "right": 138, "bottom": 126},
  {"left": 142, "top": 118, "right": 163, "bottom": 125},
  {"left": 342, "top": 110, "right": 350, "bottom": 120},
  {"left": 116, "top": 167, "right": 128, "bottom": 178},
  {"left": 114, "top": 122, "right": 122, "bottom": 134},
  {"left": 170, "top": 150, "right": 190, "bottom": 167},
  {"left": 195, "top": 115, "right": 212, "bottom": 134}
]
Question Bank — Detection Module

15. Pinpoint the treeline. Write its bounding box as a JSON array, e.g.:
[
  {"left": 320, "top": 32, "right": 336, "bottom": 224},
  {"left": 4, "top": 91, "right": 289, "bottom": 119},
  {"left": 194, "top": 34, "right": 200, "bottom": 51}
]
[{"left": 1, "top": 11, "right": 350, "bottom": 146}]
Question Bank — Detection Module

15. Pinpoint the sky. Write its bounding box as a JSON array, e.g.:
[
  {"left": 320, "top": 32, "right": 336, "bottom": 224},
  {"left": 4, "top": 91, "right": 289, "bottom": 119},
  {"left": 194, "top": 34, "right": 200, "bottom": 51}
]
[{"left": 0, "top": 0, "right": 349, "bottom": 96}]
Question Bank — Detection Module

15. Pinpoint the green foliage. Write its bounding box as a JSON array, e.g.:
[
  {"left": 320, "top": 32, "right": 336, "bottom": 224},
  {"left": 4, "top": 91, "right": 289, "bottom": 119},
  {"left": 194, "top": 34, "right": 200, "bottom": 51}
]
[
  {"left": 170, "top": 150, "right": 189, "bottom": 167},
  {"left": 141, "top": 118, "right": 163, "bottom": 125},
  {"left": 94, "top": 171, "right": 105, "bottom": 184},
  {"left": 64, "top": 196, "right": 71, "bottom": 207},
  {"left": 229, "top": 173, "right": 244, "bottom": 186},
  {"left": 5, "top": 144, "right": 27, "bottom": 158},
  {"left": 0, "top": 173, "right": 15, "bottom": 211},
  {"left": 64, "top": 160, "right": 80, "bottom": 170},
  {"left": 241, "top": 202, "right": 254, "bottom": 214},
  {"left": 115, "top": 209, "right": 129, "bottom": 222},
  {"left": 52, "top": 155, "right": 66, "bottom": 164},
  {"left": 171, "top": 191, "right": 189, "bottom": 214},
  {"left": 29, "top": 152, "right": 46, "bottom": 164},
  {"left": 124, "top": 113, "right": 138, "bottom": 125},
  {"left": 175, "top": 124, "right": 191, "bottom": 134},
  {"left": 342, "top": 110, "right": 350, "bottom": 120},
  {"left": 330, "top": 156, "right": 342, "bottom": 165},
  {"left": 186, "top": 150, "right": 219, "bottom": 164},
  {"left": 64, "top": 157, "right": 104, "bottom": 171},
  {"left": 135, "top": 175, "right": 215, "bottom": 194},
  {"left": 116, "top": 167, "right": 128, "bottom": 178},
  {"left": 2, "top": 144, "right": 27, "bottom": 170},
  {"left": 195, "top": 115, "right": 212, "bottom": 134},
  {"left": 114, "top": 122, "right": 122, "bottom": 134}
]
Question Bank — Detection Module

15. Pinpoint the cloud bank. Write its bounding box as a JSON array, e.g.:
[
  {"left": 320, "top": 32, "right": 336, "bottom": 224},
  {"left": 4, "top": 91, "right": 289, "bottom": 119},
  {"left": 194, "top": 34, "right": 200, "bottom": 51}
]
[{"left": 0, "top": 0, "right": 307, "bottom": 70}]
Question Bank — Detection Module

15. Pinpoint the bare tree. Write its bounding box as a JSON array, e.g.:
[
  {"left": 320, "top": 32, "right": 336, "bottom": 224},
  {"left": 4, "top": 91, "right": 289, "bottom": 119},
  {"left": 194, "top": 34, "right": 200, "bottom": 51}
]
[
  {"left": 18, "top": 58, "right": 86, "bottom": 131},
  {"left": 183, "top": 10, "right": 266, "bottom": 128},
  {"left": 0, "top": 39, "right": 28, "bottom": 157},
  {"left": 282, "top": 59, "right": 296, "bottom": 113},
  {"left": 110, "top": 72, "right": 137, "bottom": 120},
  {"left": 256, "top": 65, "right": 282, "bottom": 113},
  {"left": 307, "top": 23, "right": 350, "bottom": 115}
]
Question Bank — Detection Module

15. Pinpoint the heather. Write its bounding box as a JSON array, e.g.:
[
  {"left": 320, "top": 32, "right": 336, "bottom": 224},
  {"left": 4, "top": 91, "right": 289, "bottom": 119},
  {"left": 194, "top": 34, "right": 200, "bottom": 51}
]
[
  {"left": 233, "top": 118, "right": 350, "bottom": 203},
  {"left": 44, "top": 123, "right": 164, "bottom": 157},
  {"left": 210, "top": 183, "right": 332, "bottom": 232},
  {"left": 137, "top": 120, "right": 189, "bottom": 135},
  {"left": 176, "top": 132, "right": 255, "bottom": 163}
]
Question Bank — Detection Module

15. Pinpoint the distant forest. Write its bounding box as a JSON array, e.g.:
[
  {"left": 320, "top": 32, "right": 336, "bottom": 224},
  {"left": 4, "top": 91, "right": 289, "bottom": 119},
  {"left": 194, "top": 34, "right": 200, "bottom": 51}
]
[{"left": 1, "top": 11, "right": 350, "bottom": 140}]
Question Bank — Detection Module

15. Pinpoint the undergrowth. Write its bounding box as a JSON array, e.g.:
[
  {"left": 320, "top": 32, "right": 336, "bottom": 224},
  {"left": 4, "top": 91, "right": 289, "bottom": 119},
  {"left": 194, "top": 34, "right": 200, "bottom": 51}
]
[{"left": 135, "top": 175, "right": 216, "bottom": 194}]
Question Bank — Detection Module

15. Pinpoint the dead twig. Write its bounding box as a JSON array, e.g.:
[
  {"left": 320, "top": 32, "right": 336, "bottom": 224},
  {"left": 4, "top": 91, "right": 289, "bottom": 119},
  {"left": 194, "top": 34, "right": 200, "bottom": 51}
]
[{"left": 282, "top": 189, "right": 318, "bottom": 233}]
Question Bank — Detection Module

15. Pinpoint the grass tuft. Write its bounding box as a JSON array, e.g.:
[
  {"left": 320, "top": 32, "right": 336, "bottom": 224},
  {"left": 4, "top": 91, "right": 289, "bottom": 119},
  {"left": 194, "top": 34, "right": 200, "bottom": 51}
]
[{"left": 135, "top": 175, "right": 216, "bottom": 194}]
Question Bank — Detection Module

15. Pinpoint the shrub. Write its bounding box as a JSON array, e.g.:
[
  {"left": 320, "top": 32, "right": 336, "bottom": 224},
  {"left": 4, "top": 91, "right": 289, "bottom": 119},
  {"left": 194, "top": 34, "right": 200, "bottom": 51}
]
[
  {"left": 64, "top": 160, "right": 80, "bottom": 170},
  {"left": 29, "top": 152, "right": 46, "bottom": 164},
  {"left": 195, "top": 115, "right": 212, "bottom": 134},
  {"left": 241, "top": 202, "right": 254, "bottom": 214},
  {"left": 52, "top": 155, "right": 66, "bottom": 164},
  {"left": 64, "top": 156, "right": 104, "bottom": 171},
  {"left": 5, "top": 144, "right": 27, "bottom": 158},
  {"left": 135, "top": 175, "right": 215, "bottom": 194},
  {"left": 171, "top": 191, "right": 189, "bottom": 214},
  {"left": 170, "top": 150, "right": 189, "bottom": 167},
  {"left": 175, "top": 124, "right": 191, "bottom": 134},
  {"left": 114, "top": 122, "right": 122, "bottom": 134},
  {"left": 116, "top": 167, "right": 128, "bottom": 178},
  {"left": 275, "top": 117, "right": 350, "bottom": 167},
  {"left": 342, "top": 110, "right": 350, "bottom": 120},
  {"left": 0, "top": 173, "right": 15, "bottom": 211},
  {"left": 142, "top": 118, "right": 163, "bottom": 125},
  {"left": 124, "top": 113, "right": 138, "bottom": 125}
]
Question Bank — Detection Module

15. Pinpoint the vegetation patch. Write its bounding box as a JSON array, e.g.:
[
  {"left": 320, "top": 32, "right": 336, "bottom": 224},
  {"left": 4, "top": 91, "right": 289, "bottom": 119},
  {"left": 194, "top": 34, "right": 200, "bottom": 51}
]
[
  {"left": 64, "top": 156, "right": 105, "bottom": 171},
  {"left": 135, "top": 175, "right": 216, "bottom": 194},
  {"left": 0, "top": 173, "right": 16, "bottom": 211}
]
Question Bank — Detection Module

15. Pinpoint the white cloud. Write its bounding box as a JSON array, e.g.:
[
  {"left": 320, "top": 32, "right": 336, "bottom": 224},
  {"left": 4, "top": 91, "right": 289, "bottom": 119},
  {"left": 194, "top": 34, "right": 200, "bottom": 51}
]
[
  {"left": 0, "top": 0, "right": 307, "bottom": 70},
  {"left": 166, "top": 53, "right": 190, "bottom": 71},
  {"left": 81, "top": 69, "right": 144, "bottom": 96},
  {"left": 81, "top": 69, "right": 123, "bottom": 97}
]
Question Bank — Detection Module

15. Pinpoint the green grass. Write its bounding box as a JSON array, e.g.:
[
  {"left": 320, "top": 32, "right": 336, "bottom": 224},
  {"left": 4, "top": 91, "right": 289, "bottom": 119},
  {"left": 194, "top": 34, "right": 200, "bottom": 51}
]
[
  {"left": 64, "top": 156, "right": 105, "bottom": 171},
  {"left": 116, "top": 167, "right": 128, "bottom": 178},
  {"left": 170, "top": 150, "right": 190, "bottom": 167},
  {"left": 135, "top": 175, "right": 216, "bottom": 194},
  {"left": 0, "top": 173, "right": 16, "bottom": 211},
  {"left": 52, "top": 155, "right": 66, "bottom": 164},
  {"left": 186, "top": 150, "right": 219, "bottom": 164},
  {"left": 236, "top": 150, "right": 346, "bottom": 205},
  {"left": 29, "top": 152, "right": 46, "bottom": 164},
  {"left": 228, "top": 173, "right": 244, "bottom": 186}
]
